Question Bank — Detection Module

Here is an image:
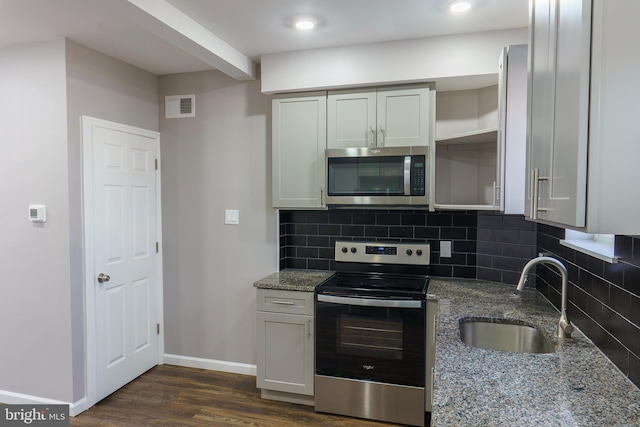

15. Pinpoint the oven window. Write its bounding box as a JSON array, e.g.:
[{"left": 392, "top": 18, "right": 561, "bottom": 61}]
[
  {"left": 339, "top": 313, "right": 403, "bottom": 360},
  {"left": 315, "top": 299, "right": 426, "bottom": 387}
]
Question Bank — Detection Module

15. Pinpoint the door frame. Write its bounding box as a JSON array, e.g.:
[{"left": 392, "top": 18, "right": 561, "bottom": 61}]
[{"left": 81, "top": 115, "right": 164, "bottom": 409}]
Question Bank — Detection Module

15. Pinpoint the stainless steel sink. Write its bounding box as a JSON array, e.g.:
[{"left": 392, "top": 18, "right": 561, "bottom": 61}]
[{"left": 459, "top": 318, "right": 554, "bottom": 354}]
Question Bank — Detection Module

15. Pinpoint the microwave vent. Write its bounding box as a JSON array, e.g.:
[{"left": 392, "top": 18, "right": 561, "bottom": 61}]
[{"left": 165, "top": 94, "right": 195, "bottom": 118}]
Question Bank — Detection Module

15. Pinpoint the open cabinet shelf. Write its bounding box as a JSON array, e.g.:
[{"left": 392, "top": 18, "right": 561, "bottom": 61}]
[
  {"left": 434, "top": 86, "right": 499, "bottom": 209},
  {"left": 436, "top": 128, "right": 498, "bottom": 146}
]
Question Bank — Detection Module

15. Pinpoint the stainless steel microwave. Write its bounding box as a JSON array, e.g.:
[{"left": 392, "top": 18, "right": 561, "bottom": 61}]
[{"left": 325, "top": 146, "right": 429, "bottom": 206}]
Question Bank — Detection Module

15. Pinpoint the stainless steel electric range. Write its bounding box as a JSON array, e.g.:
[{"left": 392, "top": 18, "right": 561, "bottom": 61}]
[{"left": 315, "top": 240, "right": 437, "bottom": 427}]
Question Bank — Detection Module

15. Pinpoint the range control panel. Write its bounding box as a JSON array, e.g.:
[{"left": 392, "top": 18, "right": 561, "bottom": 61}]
[{"left": 335, "top": 241, "right": 431, "bottom": 265}]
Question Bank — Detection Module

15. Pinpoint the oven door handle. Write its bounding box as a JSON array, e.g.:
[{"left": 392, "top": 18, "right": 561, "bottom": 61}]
[{"left": 317, "top": 294, "right": 423, "bottom": 308}]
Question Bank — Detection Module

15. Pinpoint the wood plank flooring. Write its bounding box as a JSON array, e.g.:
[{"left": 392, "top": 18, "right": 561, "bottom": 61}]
[{"left": 71, "top": 365, "right": 395, "bottom": 426}]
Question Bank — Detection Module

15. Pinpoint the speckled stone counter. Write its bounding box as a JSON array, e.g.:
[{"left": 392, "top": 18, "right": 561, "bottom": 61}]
[
  {"left": 253, "top": 269, "right": 334, "bottom": 292},
  {"left": 429, "top": 278, "right": 640, "bottom": 427}
]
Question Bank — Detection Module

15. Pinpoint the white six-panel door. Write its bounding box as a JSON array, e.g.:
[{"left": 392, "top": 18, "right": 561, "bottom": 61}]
[{"left": 82, "top": 116, "right": 162, "bottom": 405}]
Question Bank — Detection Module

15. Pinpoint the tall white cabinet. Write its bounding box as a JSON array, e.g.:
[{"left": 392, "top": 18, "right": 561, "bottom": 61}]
[
  {"left": 327, "top": 85, "right": 433, "bottom": 149},
  {"left": 272, "top": 92, "right": 327, "bottom": 208},
  {"left": 527, "top": 0, "right": 640, "bottom": 233}
]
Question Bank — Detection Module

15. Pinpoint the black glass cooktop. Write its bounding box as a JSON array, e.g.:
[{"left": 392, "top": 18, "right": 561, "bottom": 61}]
[{"left": 316, "top": 272, "right": 429, "bottom": 299}]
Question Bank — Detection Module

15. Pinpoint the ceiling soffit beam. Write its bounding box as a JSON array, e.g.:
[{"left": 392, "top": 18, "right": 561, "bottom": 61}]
[{"left": 126, "top": 0, "right": 256, "bottom": 80}]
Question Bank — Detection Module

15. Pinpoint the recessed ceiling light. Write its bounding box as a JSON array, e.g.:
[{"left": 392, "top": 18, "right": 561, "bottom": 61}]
[
  {"left": 449, "top": 1, "right": 471, "bottom": 13},
  {"left": 295, "top": 19, "right": 316, "bottom": 30}
]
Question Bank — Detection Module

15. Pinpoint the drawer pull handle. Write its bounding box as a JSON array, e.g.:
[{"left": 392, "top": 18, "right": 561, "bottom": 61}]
[{"left": 272, "top": 300, "right": 295, "bottom": 305}]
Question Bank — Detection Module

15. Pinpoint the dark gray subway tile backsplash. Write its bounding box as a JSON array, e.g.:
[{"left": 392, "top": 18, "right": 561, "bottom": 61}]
[
  {"left": 279, "top": 209, "right": 478, "bottom": 277},
  {"left": 536, "top": 224, "right": 640, "bottom": 389},
  {"left": 278, "top": 209, "right": 640, "bottom": 389},
  {"left": 476, "top": 211, "right": 537, "bottom": 285}
]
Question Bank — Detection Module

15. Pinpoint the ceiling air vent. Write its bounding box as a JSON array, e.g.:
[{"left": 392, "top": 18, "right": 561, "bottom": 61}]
[{"left": 165, "top": 94, "right": 195, "bottom": 118}]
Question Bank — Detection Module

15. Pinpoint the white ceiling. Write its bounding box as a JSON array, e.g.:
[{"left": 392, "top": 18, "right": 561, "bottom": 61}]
[{"left": 0, "top": 0, "right": 529, "bottom": 78}]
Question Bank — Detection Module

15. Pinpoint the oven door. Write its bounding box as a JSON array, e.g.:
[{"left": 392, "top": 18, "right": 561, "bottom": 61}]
[{"left": 315, "top": 294, "right": 425, "bottom": 387}]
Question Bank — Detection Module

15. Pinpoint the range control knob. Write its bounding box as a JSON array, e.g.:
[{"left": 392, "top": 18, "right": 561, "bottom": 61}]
[
  {"left": 416, "top": 249, "right": 423, "bottom": 256},
  {"left": 406, "top": 249, "right": 413, "bottom": 256},
  {"left": 350, "top": 247, "right": 357, "bottom": 253},
  {"left": 341, "top": 247, "right": 348, "bottom": 253}
]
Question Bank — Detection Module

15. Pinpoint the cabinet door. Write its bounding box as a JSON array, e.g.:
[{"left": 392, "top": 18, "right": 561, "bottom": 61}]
[
  {"left": 327, "top": 90, "right": 376, "bottom": 148},
  {"left": 527, "top": 0, "right": 590, "bottom": 227},
  {"left": 377, "top": 86, "right": 431, "bottom": 147},
  {"left": 256, "top": 311, "right": 314, "bottom": 396},
  {"left": 545, "top": 0, "right": 590, "bottom": 227},
  {"left": 272, "top": 93, "right": 327, "bottom": 208},
  {"left": 527, "top": 0, "right": 556, "bottom": 220},
  {"left": 499, "top": 45, "right": 528, "bottom": 215}
]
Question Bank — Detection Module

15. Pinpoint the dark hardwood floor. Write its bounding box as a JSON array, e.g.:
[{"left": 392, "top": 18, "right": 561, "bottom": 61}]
[{"left": 71, "top": 365, "right": 395, "bottom": 426}]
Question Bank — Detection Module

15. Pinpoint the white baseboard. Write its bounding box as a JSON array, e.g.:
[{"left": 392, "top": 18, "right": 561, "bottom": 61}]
[
  {"left": 163, "top": 354, "right": 257, "bottom": 376},
  {"left": 0, "top": 390, "right": 86, "bottom": 417}
]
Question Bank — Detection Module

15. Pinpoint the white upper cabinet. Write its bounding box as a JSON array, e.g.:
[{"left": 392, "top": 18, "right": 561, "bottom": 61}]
[
  {"left": 434, "top": 43, "right": 528, "bottom": 214},
  {"left": 527, "top": 0, "right": 640, "bottom": 233},
  {"left": 498, "top": 44, "right": 528, "bottom": 215},
  {"left": 434, "top": 86, "right": 500, "bottom": 210},
  {"left": 327, "top": 85, "right": 433, "bottom": 148},
  {"left": 326, "top": 90, "right": 376, "bottom": 149},
  {"left": 272, "top": 92, "right": 327, "bottom": 208}
]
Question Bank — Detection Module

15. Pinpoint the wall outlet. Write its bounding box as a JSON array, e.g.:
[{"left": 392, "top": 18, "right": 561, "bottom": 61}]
[{"left": 440, "top": 241, "right": 452, "bottom": 258}]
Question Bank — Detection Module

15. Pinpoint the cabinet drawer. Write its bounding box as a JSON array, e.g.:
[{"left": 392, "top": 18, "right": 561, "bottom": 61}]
[{"left": 257, "top": 289, "right": 314, "bottom": 315}]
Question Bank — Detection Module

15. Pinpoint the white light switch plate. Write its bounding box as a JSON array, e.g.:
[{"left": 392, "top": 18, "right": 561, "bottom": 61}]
[
  {"left": 225, "top": 209, "right": 239, "bottom": 225},
  {"left": 440, "top": 241, "right": 452, "bottom": 258}
]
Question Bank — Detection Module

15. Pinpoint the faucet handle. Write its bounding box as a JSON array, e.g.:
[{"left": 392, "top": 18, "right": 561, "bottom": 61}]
[{"left": 559, "top": 314, "right": 573, "bottom": 338}]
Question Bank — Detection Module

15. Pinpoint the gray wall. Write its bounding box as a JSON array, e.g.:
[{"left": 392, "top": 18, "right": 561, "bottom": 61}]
[
  {"left": 159, "top": 71, "right": 277, "bottom": 365},
  {"left": 0, "top": 38, "right": 158, "bottom": 404},
  {"left": 0, "top": 39, "right": 74, "bottom": 402}
]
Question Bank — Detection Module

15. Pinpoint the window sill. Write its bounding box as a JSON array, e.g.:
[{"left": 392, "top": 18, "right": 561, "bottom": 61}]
[{"left": 560, "top": 239, "right": 619, "bottom": 264}]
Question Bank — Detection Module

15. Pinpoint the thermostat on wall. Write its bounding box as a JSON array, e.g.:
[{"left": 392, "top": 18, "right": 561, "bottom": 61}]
[{"left": 28, "top": 205, "right": 46, "bottom": 223}]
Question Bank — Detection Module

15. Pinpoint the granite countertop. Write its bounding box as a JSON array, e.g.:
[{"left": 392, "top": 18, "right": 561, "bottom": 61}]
[
  {"left": 253, "top": 269, "right": 334, "bottom": 292},
  {"left": 429, "top": 278, "right": 640, "bottom": 427}
]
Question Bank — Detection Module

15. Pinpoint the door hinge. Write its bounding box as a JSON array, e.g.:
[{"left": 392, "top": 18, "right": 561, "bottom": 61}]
[
  {"left": 156, "top": 242, "right": 159, "bottom": 253},
  {"left": 155, "top": 158, "right": 158, "bottom": 170},
  {"left": 157, "top": 323, "right": 160, "bottom": 335}
]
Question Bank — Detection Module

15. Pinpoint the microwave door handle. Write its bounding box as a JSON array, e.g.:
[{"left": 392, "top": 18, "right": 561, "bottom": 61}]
[
  {"left": 404, "top": 156, "right": 411, "bottom": 195},
  {"left": 317, "top": 294, "right": 423, "bottom": 309}
]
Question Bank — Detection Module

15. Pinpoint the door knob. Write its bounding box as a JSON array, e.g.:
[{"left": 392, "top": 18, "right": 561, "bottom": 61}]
[{"left": 97, "top": 273, "right": 111, "bottom": 283}]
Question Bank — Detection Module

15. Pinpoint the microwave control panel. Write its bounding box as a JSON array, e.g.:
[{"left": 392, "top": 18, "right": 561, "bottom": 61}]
[{"left": 410, "top": 155, "right": 426, "bottom": 196}]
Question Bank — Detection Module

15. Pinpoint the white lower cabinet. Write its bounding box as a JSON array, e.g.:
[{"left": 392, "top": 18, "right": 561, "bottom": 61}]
[{"left": 256, "top": 289, "right": 314, "bottom": 405}]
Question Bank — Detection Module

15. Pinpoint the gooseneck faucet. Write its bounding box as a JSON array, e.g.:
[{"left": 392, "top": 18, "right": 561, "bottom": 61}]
[{"left": 517, "top": 256, "right": 574, "bottom": 339}]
